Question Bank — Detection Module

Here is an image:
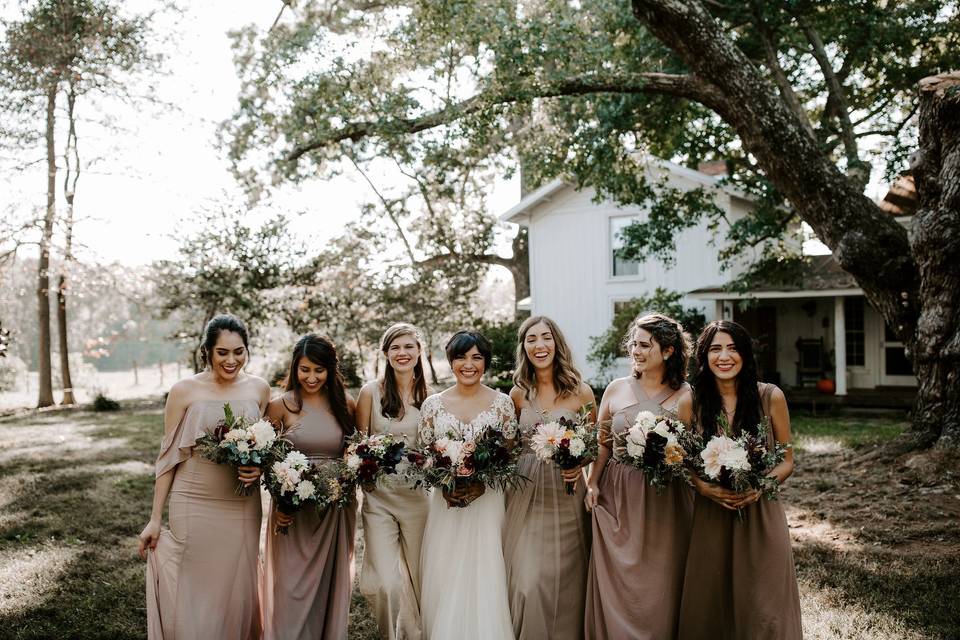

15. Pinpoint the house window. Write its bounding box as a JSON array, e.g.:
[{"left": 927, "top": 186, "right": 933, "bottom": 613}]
[
  {"left": 610, "top": 216, "right": 641, "bottom": 277},
  {"left": 844, "top": 296, "right": 865, "bottom": 367}
]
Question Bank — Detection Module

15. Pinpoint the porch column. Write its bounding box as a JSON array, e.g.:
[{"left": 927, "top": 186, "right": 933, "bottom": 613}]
[
  {"left": 834, "top": 296, "right": 848, "bottom": 395},
  {"left": 715, "top": 299, "right": 733, "bottom": 321}
]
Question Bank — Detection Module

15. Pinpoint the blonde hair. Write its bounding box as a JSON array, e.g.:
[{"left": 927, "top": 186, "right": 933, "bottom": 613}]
[{"left": 513, "top": 316, "right": 583, "bottom": 400}]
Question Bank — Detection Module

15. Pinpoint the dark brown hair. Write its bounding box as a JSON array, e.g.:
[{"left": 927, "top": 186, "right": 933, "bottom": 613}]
[
  {"left": 692, "top": 320, "right": 762, "bottom": 438},
  {"left": 199, "top": 314, "right": 249, "bottom": 368},
  {"left": 626, "top": 313, "right": 692, "bottom": 390},
  {"left": 378, "top": 323, "right": 429, "bottom": 420},
  {"left": 283, "top": 334, "right": 354, "bottom": 435}
]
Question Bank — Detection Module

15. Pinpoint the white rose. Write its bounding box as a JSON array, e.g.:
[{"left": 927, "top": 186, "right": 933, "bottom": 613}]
[
  {"left": 718, "top": 445, "right": 751, "bottom": 471},
  {"left": 248, "top": 420, "right": 277, "bottom": 451},
  {"left": 296, "top": 480, "right": 316, "bottom": 501},
  {"left": 653, "top": 420, "right": 672, "bottom": 439},
  {"left": 235, "top": 440, "right": 250, "bottom": 454},
  {"left": 634, "top": 411, "right": 657, "bottom": 429},
  {"left": 346, "top": 454, "right": 362, "bottom": 470},
  {"left": 285, "top": 450, "right": 309, "bottom": 470},
  {"left": 700, "top": 435, "right": 738, "bottom": 479}
]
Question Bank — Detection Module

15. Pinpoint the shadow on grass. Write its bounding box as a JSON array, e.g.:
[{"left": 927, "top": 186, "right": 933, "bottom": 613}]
[
  {"left": 796, "top": 539, "right": 960, "bottom": 640},
  {"left": 0, "top": 409, "right": 159, "bottom": 639}
]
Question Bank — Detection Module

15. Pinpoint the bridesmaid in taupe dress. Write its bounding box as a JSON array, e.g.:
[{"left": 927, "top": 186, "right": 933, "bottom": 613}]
[
  {"left": 356, "top": 323, "right": 431, "bottom": 640},
  {"left": 677, "top": 321, "right": 802, "bottom": 640},
  {"left": 503, "top": 316, "right": 595, "bottom": 640},
  {"left": 139, "top": 314, "right": 271, "bottom": 640},
  {"left": 583, "top": 314, "right": 695, "bottom": 640},
  {"left": 262, "top": 334, "right": 358, "bottom": 640}
]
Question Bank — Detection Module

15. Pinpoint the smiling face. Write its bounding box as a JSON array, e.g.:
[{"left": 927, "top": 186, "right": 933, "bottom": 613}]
[
  {"left": 452, "top": 345, "right": 486, "bottom": 387},
  {"left": 386, "top": 332, "right": 421, "bottom": 374},
  {"left": 707, "top": 331, "right": 743, "bottom": 381},
  {"left": 523, "top": 321, "right": 555, "bottom": 371},
  {"left": 296, "top": 355, "right": 328, "bottom": 396},
  {"left": 629, "top": 327, "right": 673, "bottom": 378},
  {"left": 209, "top": 330, "right": 247, "bottom": 381}
]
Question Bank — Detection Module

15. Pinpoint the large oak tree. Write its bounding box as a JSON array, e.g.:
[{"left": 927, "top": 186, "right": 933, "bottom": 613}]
[{"left": 226, "top": 0, "right": 959, "bottom": 446}]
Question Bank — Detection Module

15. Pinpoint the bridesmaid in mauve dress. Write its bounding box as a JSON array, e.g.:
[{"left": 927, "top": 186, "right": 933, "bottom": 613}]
[
  {"left": 139, "top": 314, "right": 271, "bottom": 640},
  {"left": 584, "top": 313, "right": 695, "bottom": 640},
  {"left": 502, "top": 316, "right": 595, "bottom": 640},
  {"left": 677, "top": 321, "right": 802, "bottom": 640},
  {"left": 261, "top": 334, "right": 358, "bottom": 640},
  {"left": 356, "top": 323, "right": 431, "bottom": 640}
]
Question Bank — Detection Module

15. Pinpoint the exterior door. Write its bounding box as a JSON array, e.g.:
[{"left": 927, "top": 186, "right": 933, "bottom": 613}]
[
  {"left": 734, "top": 304, "right": 779, "bottom": 385},
  {"left": 881, "top": 323, "right": 917, "bottom": 386}
]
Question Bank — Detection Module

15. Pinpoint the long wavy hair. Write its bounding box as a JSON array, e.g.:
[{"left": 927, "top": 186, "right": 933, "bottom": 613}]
[
  {"left": 379, "top": 323, "right": 429, "bottom": 420},
  {"left": 513, "top": 315, "right": 582, "bottom": 400},
  {"left": 626, "top": 313, "right": 692, "bottom": 390},
  {"left": 692, "top": 320, "right": 761, "bottom": 438},
  {"left": 283, "top": 334, "right": 354, "bottom": 435}
]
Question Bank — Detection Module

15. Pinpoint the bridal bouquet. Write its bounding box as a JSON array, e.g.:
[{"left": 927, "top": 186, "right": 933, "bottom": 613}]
[
  {"left": 409, "top": 427, "right": 523, "bottom": 500},
  {"left": 613, "top": 411, "right": 696, "bottom": 493},
  {"left": 194, "top": 404, "right": 291, "bottom": 495},
  {"left": 530, "top": 411, "right": 598, "bottom": 495},
  {"left": 263, "top": 449, "right": 323, "bottom": 534},
  {"left": 689, "top": 418, "right": 790, "bottom": 519},
  {"left": 339, "top": 432, "right": 408, "bottom": 491}
]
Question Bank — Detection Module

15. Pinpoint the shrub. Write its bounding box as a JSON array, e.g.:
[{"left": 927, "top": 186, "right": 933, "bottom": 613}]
[
  {"left": 92, "top": 393, "right": 121, "bottom": 412},
  {"left": 477, "top": 317, "right": 523, "bottom": 388},
  {"left": 587, "top": 288, "right": 706, "bottom": 381}
]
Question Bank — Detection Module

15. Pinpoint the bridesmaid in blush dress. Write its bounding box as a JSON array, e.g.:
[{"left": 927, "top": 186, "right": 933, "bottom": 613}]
[
  {"left": 356, "top": 323, "right": 431, "bottom": 640},
  {"left": 583, "top": 314, "right": 695, "bottom": 640},
  {"left": 502, "top": 316, "right": 595, "bottom": 640},
  {"left": 677, "top": 321, "right": 802, "bottom": 640},
  {"left": 139, "top": 314, "right": 271, "bottom": 640},
  {"left": 261, "top": 334, "right": 358, "bottom": 640}
]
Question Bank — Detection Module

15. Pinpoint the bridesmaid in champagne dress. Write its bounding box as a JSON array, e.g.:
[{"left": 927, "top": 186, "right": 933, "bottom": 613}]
[
  {"left": 583, "top": 314, "right": 695, "bottom": 640},
  {"left": 677, "top": 321, "right": 802, "bottom": 640},
  {"left": 261, "top": 334, "right": 358, "bottom": 640},
  {"left": 356, "top": 323, "right": 431, "bottom": 640},
  {"left": 139, "top": 314, "right": 271, "bottom": 640},
  {"left": 503, "top": 316, "right": 595, "bottom": 640}
]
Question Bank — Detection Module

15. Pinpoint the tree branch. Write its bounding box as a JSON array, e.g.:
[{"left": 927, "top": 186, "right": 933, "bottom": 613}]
[
  {"left": 346, "top": 156, "right": 418, "bottom": 265},
  {"left": 287, "top": 73, "right": 723, "bottom": 161}
]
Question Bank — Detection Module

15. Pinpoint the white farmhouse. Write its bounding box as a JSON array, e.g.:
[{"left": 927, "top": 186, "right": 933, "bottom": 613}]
[{"left": 500, "top": 159, "right": 916, "bottom": 406}]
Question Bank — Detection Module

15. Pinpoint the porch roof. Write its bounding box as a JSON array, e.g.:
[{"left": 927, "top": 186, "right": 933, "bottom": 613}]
[{"left": 689, "top": 254, "right": 863, "bottom": 300}]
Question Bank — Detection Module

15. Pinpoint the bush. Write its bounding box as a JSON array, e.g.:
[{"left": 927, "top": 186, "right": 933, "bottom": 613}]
[
  {"left": 587, "top": 288, "right": 706, "bottom": 380},
  {"left": 338, "top": 350, "right": 364, "bottom": 389},
  {"left": 477, "top": 317, "right": 523, "bottom": 388},
  {"left": 92, "top": 393, "right": 121, "bottom": 412}
]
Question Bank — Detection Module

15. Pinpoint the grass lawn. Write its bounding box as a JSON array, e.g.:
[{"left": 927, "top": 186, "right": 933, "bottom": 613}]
[{"left": 0, "top": 404, "right": 957, "bottom": 639}]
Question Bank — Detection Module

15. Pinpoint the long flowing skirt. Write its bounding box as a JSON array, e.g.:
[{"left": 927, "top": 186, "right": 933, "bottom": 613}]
[
  {"left": 419, "top": 488, "right": 514, "bottom": 640},
  {"left": 503, "top": 453, "right": 590, "bottom": 640},
  {"left": 584, "top": 461, "right": 694, "bottom": 640},
  {"left": 677, "top": 494, "right": 802, "bottom": 640},
  {"left": 260, "top": 496, "right": 358, "bottom": 640},
  {"left": 146, "top": 455, "right": 261, "bottom": 640}
]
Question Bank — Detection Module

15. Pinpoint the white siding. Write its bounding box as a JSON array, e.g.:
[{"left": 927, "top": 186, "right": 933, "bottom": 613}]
[{"left": 525, "top": 168, "right": 750, "bottom": 383}]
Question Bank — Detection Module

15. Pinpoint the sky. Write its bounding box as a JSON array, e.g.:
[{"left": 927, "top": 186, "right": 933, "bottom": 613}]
[{"left": 0, "top": 0, "right": 521, "bottom": 266}]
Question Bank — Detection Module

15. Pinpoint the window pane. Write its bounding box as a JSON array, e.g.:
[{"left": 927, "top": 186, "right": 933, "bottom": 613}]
[
  {"left": 844, "top": 297, "right": 865, "bottom": 367},
  {"left": 610, "top": 216, "right": 641, "bottom": 277}
]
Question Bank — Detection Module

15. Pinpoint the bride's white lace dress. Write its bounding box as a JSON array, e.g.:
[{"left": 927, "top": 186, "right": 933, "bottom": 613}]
[{"left": 417, "top": 391, "right": 518, "bottom": 640}]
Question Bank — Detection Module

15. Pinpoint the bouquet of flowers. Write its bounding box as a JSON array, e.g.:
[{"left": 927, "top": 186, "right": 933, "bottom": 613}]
[
  {"left": 263, "top": 449, "right": 323, "bottom": 534},
  {"left": 340, "top": 432, "right": 408, "bottom": 491},
  {"left": 530, "top": 410, "right": 598, "bottom": 494},
  {"left": 408, "top": 427, "right": 523, "bottom": 503},
  {"left": 613, "top": 411, "right": 695, "bottom": 493},
  {"left": 194, "top": 404, "right": 291, "bottom": 495},
  {"left": 689, "top": 417, "right": 790, "bottom": 519}
]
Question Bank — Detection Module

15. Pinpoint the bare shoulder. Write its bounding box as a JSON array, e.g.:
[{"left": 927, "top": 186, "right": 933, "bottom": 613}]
[
  {"left": 346, "top": 390, "right": 357, "bottom": 412},
  {"left": 266, "top": 396, "right": 289, "bottom": 422},
  {"left": 358, "top": 381, "right": 377, "bottom": 401},
  {"left": 166, "top": 378, "right": 198, "bottom": 405},
  {"left": 509, "top": 385, "right": 525, "bottom": 407},
  {"left": 578, "top": 381, "right": 597, "bottom": 403}
]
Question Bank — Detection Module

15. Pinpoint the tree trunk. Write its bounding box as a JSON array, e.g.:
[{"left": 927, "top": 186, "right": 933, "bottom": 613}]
[
  {"left": 910, "top": 73, "right": 960, "bottom": 447},
  {"left": 36, "top": 84, "right": 57, "bottom": 409},
  {"left": 625, "top": 1, "right": 960, "bottom": 446},
  {"left": 509, "top": 227, "right": 530, "bottom": 308},
  {"left": 57, "top": 85, "right": 79, "bottom": 405}
]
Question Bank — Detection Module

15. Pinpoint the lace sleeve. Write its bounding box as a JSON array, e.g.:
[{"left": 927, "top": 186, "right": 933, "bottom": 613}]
[
  {"left": 418, "top": 396, "right": 439, "bottom": 445},
  {"left": 494, "top": 393, "right": 519, "bottom": 440}
]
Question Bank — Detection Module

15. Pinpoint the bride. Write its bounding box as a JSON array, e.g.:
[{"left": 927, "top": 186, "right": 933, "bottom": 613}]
[{"left": 418, "top": 330, "right": 518, "bottom": 639}]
